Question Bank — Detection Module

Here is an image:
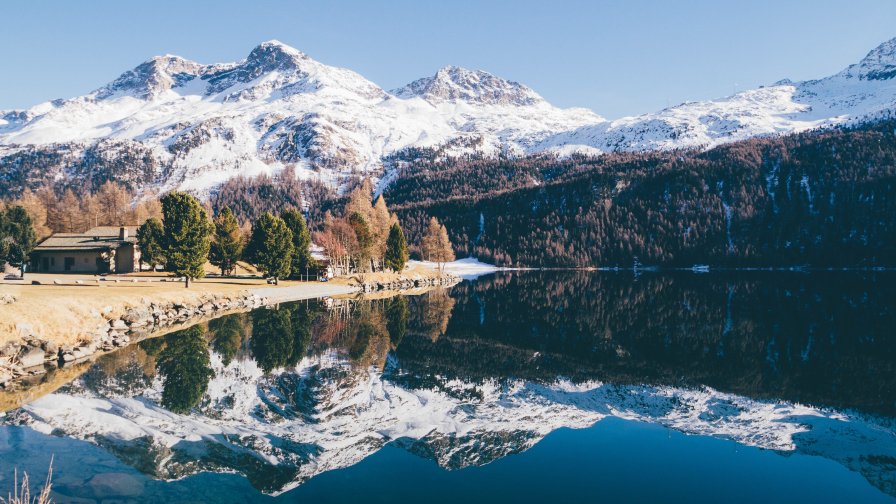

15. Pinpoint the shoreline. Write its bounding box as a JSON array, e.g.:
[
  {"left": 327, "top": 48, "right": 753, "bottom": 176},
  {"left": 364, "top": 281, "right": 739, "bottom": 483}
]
[
  {"left": 0, "top": 264, "right": 460, "bottom": 394},
  {"left": 0, "top": 281, "right": 354, "bottom": 394}
]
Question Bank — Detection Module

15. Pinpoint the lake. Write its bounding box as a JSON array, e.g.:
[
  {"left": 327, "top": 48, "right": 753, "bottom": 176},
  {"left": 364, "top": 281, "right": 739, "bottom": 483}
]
[{"left": 1, "top": 271, "right": 895, "bottom": 503}]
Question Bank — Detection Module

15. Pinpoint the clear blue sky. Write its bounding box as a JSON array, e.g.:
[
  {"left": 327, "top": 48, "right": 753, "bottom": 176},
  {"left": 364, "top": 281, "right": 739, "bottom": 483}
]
[{"left": 2, "top": 0, "right": 895, "bottom": 119}]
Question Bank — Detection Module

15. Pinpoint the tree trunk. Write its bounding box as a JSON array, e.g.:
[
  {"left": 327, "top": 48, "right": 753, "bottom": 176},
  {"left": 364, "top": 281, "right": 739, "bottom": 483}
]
[
  {"left": 274, "top": 276, "right": 279, "bottom": 285},
  {"left": 185, "top": 276, "right": 190, "bottom": 288}
]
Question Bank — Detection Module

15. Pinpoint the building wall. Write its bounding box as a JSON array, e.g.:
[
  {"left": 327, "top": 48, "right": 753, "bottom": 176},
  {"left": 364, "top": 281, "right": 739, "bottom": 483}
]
[
  {"left": 115, "top": 245, "right": 138, "bottom": 273},
  {"left": 33, "top": 251, "right": 110, "bottom": 273}
]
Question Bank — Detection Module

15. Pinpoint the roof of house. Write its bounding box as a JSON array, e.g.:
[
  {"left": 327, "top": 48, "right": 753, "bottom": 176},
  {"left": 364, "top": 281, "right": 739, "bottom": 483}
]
[
  {"left": 33, "top": 226, "right": 138, "bottom": 252},
  {"left": 84, "top": 226, "right": 139, "bottom": 236}
]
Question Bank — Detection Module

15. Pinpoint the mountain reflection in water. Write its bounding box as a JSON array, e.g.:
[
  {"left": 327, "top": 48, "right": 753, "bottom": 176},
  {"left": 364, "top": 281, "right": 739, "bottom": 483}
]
[{"left": 2, "top": 271, "right": 895, "bottom": 502}]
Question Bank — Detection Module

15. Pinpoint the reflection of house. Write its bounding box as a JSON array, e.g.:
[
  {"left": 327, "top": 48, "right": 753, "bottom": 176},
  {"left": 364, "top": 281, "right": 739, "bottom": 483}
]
[{"left": 31, "top": 226, "right": 140, "bottom": 274}]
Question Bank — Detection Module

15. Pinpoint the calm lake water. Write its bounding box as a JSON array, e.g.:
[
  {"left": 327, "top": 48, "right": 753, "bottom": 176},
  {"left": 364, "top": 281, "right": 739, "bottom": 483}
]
[{"left": 1, "top": 271, "right": 895, "bottom": 503}]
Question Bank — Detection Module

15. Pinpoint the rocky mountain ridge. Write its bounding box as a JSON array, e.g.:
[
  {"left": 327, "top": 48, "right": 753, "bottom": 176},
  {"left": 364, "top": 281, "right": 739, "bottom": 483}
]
[{"left": 1, "top": 37, "right": 895, "bottom": 196}]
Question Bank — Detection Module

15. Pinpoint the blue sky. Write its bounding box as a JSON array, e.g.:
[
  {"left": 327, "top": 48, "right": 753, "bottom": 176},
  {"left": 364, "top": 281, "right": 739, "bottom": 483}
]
[{"left": 2, "top": 0, "right": 895, "bottom": 118}]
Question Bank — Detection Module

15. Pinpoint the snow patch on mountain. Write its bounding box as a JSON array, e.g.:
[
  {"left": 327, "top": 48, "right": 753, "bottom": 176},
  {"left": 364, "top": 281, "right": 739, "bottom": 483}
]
[
  {"left": 2, "top": 37, "right": 896, "bottom": 195},
  {"left": 391, "top": 66, "right": 546, "bottom": 106}
]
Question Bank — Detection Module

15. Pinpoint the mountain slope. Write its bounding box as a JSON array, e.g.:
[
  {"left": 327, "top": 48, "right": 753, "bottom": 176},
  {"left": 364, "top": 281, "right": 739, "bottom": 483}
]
[
  {"left": 1, "top": 37, "right": 896, "bottom": 196},
  {"left": 0, "top": 40, "right": 601, "bottom": 196},
  {"left": 388, "top": 119, "right": 896, "bottom": 267},
  {"left": 537, "top": 37, "right": 896, "bottom": 153}
]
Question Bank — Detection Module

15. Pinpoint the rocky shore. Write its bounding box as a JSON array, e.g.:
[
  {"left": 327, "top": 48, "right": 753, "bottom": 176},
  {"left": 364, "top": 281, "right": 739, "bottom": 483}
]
[
  {"left": 0, "top": 268, "right": 459, "bottom": 392},
  {"left": 0, "top": 291, "right": 268, "bottom": 390},
  {"left": 357, "top": 272, "right": 460, "bottom": 292}
]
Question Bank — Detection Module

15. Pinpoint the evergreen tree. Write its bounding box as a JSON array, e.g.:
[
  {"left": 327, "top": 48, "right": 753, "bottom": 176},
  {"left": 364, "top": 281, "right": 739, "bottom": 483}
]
[
  {"left": 2, "top": 205, "right": 37, "bottom": 278},
  {"left": 384, "top": 222, "right": 409, "bottom": 272},
  {"left": 245, "top": 212, "right": 294, "bottom": 284},
  {"left": 136, "top": 217, "right": 165, "bottom": 272},
  {"left": 281, "top": 208, "right": 314, "bottom": 279},
  {"left": 160, "top": 192, "right": 213, "bottom": 288},
  {"left": 0, "top": 210, "right": 8, "bottom": 270},
  {"left": 209, "top": 206, "right": 243, "bottom": 276}
]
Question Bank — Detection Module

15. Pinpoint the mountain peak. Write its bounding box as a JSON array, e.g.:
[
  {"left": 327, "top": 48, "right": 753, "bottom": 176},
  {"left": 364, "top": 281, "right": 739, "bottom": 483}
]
[
  {"left": 393, "top": 66, "right": 545, "bottom": 106},
  {"left": 852, "top": 36, "right": 896, "bottom": 80},
  {"left": 96, "top": 54, "right": 203, "bottom": 100},
  {"left": 245, "top": 39, "right": 309, "bottom": 73}
]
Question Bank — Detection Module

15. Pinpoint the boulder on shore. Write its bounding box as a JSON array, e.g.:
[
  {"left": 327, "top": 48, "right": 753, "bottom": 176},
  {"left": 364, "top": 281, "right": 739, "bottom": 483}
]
[{"left": 16, "top": 345, "right": 46, "bottom": 369}]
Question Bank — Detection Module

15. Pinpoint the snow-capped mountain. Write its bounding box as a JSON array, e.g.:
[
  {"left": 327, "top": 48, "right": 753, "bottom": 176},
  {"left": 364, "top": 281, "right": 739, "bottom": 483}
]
[
  {"left": 7, "top": 349, "right": 896, "bottom": 497},
  {"left": 1, "top": 37, "right": 896, "bottom": 195},
  {"left": 392, "top": 65, "right": 545, "bottom": 106},
  {"left": 536, "top": 37, "right": 896, "bottom": 154}
]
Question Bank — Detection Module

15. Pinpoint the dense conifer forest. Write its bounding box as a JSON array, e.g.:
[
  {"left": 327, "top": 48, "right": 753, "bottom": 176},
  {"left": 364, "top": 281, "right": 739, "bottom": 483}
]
[{"left": 387, "top": 120, "right": 896, "bottom": 267}]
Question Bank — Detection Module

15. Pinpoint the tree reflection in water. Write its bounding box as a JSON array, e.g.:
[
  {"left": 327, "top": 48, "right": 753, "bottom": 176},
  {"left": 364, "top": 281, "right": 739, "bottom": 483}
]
[
  {"left": 210, "top": 313, "right": 248, "bottom": 366},
  {"left": 88, "top": 274, "right": 896, "bottom": 418},
  {"left": 385, "top": 295, "right": 409, "bottom": 347},
  {"left": 250, "top": 303, "right": 317, "bottom": 374},
  {"left": 8, "top": 275, "right": 896, "bottom": 500},
  {"left": 155, "top": 325, "right": 214, "bottom": 414}
]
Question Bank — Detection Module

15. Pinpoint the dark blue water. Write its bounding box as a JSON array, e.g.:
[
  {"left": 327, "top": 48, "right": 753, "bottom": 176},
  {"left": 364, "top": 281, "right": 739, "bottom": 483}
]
[
  {"left": 1, "top": 271, "right": 895, "bottom": 503},
  {"left": 1, "top": 418, "right": 890, "bottom": 503}
]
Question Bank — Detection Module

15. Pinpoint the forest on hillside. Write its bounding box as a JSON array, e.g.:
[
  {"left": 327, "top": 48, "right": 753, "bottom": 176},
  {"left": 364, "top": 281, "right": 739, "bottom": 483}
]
[
  {"left": 5, "top": 118, "right": 896, "bottom": 268},
  {"left": 387, "top": 120, "right": 896, "bottom": 267}
]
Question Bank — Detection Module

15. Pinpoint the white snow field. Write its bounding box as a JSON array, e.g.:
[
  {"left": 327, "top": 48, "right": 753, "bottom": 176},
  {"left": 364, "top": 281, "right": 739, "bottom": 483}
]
[{"left": 2, "top": 38, "right": 896, "bottom": 195}]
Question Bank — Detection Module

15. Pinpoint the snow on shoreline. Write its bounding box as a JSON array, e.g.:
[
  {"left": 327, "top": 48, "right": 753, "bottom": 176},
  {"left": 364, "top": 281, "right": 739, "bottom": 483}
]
[{"left": 410, "top": 257, "right": 504, "bottom": 279}]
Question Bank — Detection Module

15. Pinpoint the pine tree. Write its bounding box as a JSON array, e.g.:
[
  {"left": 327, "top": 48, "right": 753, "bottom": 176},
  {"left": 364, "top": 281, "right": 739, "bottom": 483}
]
[
  {"left": 384, "top": 222, "right": 409, "bottom": 272},
  {"left": 281, "top": 208, "right": 314, "bottom": 279},
  {"left": 0, "top": 210, "right": 8, "bottom": 270},
  {"left": 136, "top": 217, "right": 165, "bottom": 272},
  {"left": 421, "top": 217, "right": 455, "bottom": 272},
  {"left": 245, "top": 212, "right": 294, "bottom": 284},
  {"left": 209, "top": 206, "right": 243, "bottom": 276},
  {"left": 2, "top": 205, "right": 37, "bottom": 278},
  {"left": 160, "top": 192, "right": 213, "bottom": 288}
]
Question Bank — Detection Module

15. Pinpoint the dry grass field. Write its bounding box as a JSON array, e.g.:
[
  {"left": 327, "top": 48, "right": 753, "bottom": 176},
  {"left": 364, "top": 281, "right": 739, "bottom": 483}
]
[{"left": 0, "top": 266, "right": 356, "bottom": 348}]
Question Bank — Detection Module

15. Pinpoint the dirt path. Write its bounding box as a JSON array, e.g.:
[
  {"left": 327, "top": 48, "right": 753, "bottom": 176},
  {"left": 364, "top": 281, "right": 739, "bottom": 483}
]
[{"left": 251, "top": 282, "right": 357, "bottom": 303}]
